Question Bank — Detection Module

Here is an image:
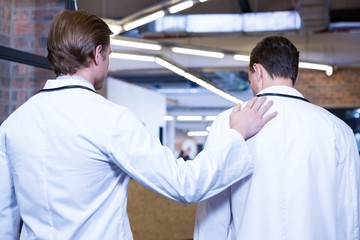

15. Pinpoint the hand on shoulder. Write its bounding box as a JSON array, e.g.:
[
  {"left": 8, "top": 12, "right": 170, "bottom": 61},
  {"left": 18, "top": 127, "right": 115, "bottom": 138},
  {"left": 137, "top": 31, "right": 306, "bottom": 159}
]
[{"left": 229, "top": 97, "right": 277, "bottom": 140}]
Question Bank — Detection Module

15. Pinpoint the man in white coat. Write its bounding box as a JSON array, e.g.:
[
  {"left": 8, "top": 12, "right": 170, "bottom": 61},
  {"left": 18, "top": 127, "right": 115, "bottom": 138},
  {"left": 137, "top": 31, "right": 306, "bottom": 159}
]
[
  {"left": 0, "top": 10, "right": 277, "bottom": 240},
  {"left": 194, "top": 36, "right": 360, "bottom": 240}
]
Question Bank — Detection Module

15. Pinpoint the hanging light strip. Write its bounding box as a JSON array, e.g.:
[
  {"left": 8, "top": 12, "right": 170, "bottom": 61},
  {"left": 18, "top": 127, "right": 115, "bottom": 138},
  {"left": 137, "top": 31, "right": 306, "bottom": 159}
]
[
  {"left": 233, "top": 54, "right": 250, "bottom": 62},
  {"left": 172, "top": 47, "right": 225, "bottom": 58},
  {"left": 299, "top": 62, "right": 333, "bottom": 76},
  {"left": 110, "top": 52, "right": 155, "bottom": 62},
  {"left": 109, "top": 52, "right": 241, "bottom": 103},
  {"left": 110, "top": 0, "right": 208, "bottom": 33},
  {"left": 177, "top": 116, "right": 203, "bottom": 121},
  {"left": 111, "top": 38, "right": 162, "bottom": 51},
  {"left": 155, "top": 57, "right": 186, "bottom": 76},
  {"left": 187, "top": 131, "right": 209, "bottom": 136},
  {"left": 168, "top": 0, "right": 194, "bottom": 14},
  {"left": 123, "top": 10, "right": 165, "bottom": 31}
]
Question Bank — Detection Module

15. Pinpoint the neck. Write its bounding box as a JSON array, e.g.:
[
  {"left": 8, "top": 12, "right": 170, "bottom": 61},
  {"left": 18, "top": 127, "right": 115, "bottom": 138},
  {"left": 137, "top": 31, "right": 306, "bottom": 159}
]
[
  {"left": 263, "top": 77, "right": 293, "bottom": 89},
  {"left": 73, "top": 69, "right": 95, "bottom": 87}
]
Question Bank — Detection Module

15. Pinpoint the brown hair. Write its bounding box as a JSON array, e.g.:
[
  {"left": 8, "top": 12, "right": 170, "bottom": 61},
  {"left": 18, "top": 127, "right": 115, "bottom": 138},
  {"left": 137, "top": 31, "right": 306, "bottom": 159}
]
[
  {"left": 47, "top": 10, "right": 112, "bottom": 76},
  {"left": 249, "top": 36, "right": 299, "bottom": 85}
]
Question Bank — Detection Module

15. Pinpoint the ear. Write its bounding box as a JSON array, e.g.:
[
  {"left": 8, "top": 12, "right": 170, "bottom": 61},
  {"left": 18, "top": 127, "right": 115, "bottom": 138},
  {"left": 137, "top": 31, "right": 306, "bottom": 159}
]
[
  {"left": 253, "top": 63, "right": 263, "bottom": 82},
  {"left": 253, "top": 63, "right": 265, "bottom": 90},
  {"left": 94, "top": 45, "right": 103, "bottom": 66}
]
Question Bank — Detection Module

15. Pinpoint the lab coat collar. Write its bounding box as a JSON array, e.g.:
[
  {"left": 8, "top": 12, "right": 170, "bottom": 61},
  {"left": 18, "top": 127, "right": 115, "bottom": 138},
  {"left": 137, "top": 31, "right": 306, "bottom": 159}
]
[
  {"left": 257, "top": 85, "right": 304, "bottom": 98},
  {"left": 42, "top": 75, "right": 95, "bottom": 91}
]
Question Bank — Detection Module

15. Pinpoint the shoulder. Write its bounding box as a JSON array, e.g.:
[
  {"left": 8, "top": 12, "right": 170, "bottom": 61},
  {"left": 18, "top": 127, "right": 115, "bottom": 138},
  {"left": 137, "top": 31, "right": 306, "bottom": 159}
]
[{"left": 214, "top": 108, "right": 234, "bottom": 122}]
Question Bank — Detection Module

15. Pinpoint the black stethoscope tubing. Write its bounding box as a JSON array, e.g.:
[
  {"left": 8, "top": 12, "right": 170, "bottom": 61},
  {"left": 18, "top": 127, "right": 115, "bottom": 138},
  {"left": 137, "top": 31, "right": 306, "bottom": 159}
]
[
  {"left": 38, "top": 85, "right": 97, "bottom": 94},
  {"left": 256, "top": 93, "right": 310, "bottom": 103}
]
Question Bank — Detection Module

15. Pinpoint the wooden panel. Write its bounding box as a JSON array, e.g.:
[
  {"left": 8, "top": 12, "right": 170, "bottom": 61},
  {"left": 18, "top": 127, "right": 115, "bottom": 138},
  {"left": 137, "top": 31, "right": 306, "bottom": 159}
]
[{"left": 127, "top": 179, "right": 197, "bottom": 240}]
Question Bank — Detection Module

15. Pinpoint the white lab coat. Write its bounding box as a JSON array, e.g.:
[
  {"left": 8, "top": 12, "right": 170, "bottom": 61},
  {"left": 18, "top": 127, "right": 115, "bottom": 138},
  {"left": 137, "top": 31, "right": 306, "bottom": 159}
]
[
  {"left": 195, "top": 86, "right": 360, "bottom": 240},
  {"left": 0, "top": 76, "right": 254, "bottom": 240}
]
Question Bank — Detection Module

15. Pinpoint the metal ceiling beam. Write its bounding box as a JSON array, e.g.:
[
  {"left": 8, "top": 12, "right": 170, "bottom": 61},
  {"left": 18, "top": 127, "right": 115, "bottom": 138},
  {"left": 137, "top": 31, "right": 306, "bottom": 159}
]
[
  {"left": 330, "top": 8, "right": 360, "bottom": 22},
  {"left": 0, "top": 46, "right": 51, "bottom": 70},
  {"left": 237, "top": 0, "right": 251, "bottom": 13}
]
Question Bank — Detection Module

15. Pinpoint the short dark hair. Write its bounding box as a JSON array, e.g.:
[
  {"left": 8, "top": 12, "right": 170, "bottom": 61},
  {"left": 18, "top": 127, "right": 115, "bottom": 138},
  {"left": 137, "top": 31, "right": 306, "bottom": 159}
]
[
  {"left": 47, "top": 10, "right": 113, "bottom": 76},
  {"left": 249, "top": 36, "right": 299, "bottom": 85}
]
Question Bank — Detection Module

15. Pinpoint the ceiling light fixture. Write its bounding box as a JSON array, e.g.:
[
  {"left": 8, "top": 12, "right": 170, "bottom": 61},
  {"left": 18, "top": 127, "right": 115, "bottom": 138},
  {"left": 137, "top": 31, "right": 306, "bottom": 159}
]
[
  {"left": 109, "top": 53, "right": 241, "bottom": 104},
  {"left": 177, "top": 116, "right": 203, "bottom": 121},
  {"left": 164, "top": 116, "right": 174, "bottom": 121},
  {"left": 110, "top": 52, "right": 155, "bottom": 62},
  {"left": 123, "top": 10, "right": 165, "bottom": 31},
  {"left": 155, "top": 57, "right": 186, "bottom": 76},
  {"left": 233, "top": 54, "right": 250, "bottom": 62},
  {"left": 172, "top": 47, "right": 225, "bottom": 58},
  {"left": 183, "top": 72, "right": 241, "bottom": 103},
  {"left": 109, "top": 0, "right": 208, "bottom": 33},
  {"left": 205, "top": 116, "right": 217, "bottom": 121},
  {"left": 299, "top": 62, "right": 333, "bottom": 76},
  {"left": 168, "top": 1, "right": 194, "bottom": 14},
  {"left": 187, "top": 131, "right": 209, "bottom": 137},
  {"left": 103, "top": 18, "right": 123, "bottom": 36},
  {"left": 111, "top": 38, "right": 162, "bottom": 51}
]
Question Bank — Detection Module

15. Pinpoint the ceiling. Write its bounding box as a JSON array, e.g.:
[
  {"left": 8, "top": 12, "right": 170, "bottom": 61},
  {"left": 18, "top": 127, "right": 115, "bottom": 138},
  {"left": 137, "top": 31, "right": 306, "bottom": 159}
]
[{"left": 77, "top": 0, "right": 360, "bottom": 133}]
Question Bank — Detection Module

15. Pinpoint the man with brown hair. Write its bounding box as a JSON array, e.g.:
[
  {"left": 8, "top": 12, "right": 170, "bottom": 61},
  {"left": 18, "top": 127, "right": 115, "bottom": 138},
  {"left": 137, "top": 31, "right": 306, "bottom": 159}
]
[{"left": 0, "top": 10, "right": 276, "bottom": 239}]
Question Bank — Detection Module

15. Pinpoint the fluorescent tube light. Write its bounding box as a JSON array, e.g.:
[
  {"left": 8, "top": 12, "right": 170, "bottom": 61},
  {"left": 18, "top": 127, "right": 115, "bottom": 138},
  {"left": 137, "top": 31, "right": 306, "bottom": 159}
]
[
  {"left": 110, "top": 52, "right": 155, "bottom": 62},
  {"left": 187, "top": 131, "right": 209, "bottom": 137},
  {"left": 183, "top": 73, "right": 210, "bottom": 88},
  {"left": 123, "top": 10, "right": 165, "bottom": 31},
  {"left": 102, "top": 18, "right": 123, "bottom": 36},
  {"left": 177, "top": 116, "right": 203, "bottom": 121},
  {"left": 164, "top": 116, "right": 174, "bottom": 121},
  {"left": 154, "top": 11, "right": 300, "bottom": 33},
  {"left": 205, "top": 116, "right": 217, "bottom": 121},
  {"left": 299, "top": 62, "right": 333, "bottom": 76},
  {"left": 168, "top": 1, "right": 194, "bottom": 14},
  {"left": 172, "top": 47, "right": 225, "bottom": 58},
  {"left": 199, "top": 0, "right": 209, "bottom": 2},
  {"left": 183, "top": 72, "right": 241, "bottom": 103},
  {"left": 108, "top": 25, "right": 123, "bottom": 36},
  {"left": 111, "top": 39, "right": 161, "bottom": 50},
  {"left": 233, "top": 54, "right": 250, "bottom": 62},
  {"left": 155, "top": 57, "right": 186, "bottom": 76}
]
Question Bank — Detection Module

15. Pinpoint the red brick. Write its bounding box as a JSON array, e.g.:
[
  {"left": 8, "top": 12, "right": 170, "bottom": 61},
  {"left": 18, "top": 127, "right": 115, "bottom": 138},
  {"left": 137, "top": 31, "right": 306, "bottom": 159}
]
[
  {"left": 13, "top": 37, "right": 30, "bottom": 48},
  {"left": 0, "top": 90, "right": 10, "bottom": 102},
  {"left": 14, "top": 22, "right": 46, "bottom": 35},
  {"left": 13, "top": 9, "right": 33, "bottom": 21}
]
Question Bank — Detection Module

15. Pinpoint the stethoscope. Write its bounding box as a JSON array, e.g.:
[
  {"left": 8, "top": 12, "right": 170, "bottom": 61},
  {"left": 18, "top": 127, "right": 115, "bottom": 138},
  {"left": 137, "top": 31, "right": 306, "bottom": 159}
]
[
  {"left": 38, "top": 86, "right": 310, "bottom": 103},
  {"left": 38, "top": 85, "right": 97, "bottom": 94},
  {"left": 256, "top": 93, "right": 310, "bottom": 103}
]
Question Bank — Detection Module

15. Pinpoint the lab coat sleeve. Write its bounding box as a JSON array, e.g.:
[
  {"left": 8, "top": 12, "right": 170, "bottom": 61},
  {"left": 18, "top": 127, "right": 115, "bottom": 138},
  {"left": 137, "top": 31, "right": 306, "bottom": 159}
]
[
  {"left": 336, "top": 130, "right": 360, "bottom": 240},
  {"left": 194, "top": 188, "right": 232, "bottom": 240},
  {"left": 107, "top": 108, "right": 254, "bottom": 203},
  {"left": 194, "top": 109, "right": 234, "bottom": 239},
  {"left": 0, "top": 128, "right": 21, "bottom": 239}
]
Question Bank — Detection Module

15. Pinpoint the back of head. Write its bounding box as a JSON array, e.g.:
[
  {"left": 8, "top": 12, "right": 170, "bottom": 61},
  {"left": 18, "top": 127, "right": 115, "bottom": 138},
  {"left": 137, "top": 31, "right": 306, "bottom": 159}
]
[
  {"left": 47, "top": 10, "right": 112, "bottom": 76},
  {"left": 249, "top": 36, "right": 299, "bottom": 84}
]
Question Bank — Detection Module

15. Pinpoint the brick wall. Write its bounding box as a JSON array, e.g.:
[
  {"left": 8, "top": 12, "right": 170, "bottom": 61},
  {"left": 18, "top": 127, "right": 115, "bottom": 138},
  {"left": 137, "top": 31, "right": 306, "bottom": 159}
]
[
  {"left": 296, "top": 68, "right": 360, "bottom": 108},
  {"left": 0, "top": 0, "right": 64, "bottom": 123},
  {"left": 0, "top": 0, "right": 11, "bottom": 122}
]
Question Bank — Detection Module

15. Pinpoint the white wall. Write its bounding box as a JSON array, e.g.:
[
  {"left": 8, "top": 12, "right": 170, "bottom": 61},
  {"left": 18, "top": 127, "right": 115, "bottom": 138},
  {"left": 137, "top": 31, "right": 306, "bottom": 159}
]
[{"left": 106, "top": 77, "right": 166, "bottom": 139}]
